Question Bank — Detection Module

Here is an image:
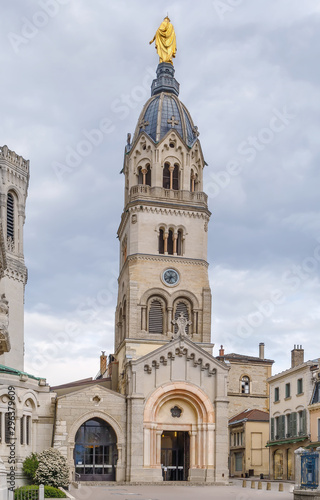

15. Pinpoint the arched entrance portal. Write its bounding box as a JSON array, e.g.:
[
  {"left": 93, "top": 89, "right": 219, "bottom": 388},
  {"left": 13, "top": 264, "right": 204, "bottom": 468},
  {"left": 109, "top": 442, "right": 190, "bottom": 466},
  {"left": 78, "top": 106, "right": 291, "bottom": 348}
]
[
  {"left": 144, "top": 382, "right": 215, "bottom": 482},
  {"left": 74, "top": 418, "right": 117, "bottom": 481}
]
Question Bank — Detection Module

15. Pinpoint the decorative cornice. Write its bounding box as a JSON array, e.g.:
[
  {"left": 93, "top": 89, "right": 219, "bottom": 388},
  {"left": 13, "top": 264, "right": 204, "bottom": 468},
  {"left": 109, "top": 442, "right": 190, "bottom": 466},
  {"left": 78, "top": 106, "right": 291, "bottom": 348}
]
[
  {"left": 0, "top": 145, "right": 29, "bottom": 173},
  {"left": 127, "top": 253, "right": 208, "bottom": 267},
  {"left": 143, "top": 344, "right": 216, "bottom": 378},
  {"left": 118, "top": 204, "right": 210, "bottom": 238},
  {"left": 4, "top": 256, "right": 27, "bottom": 284}
]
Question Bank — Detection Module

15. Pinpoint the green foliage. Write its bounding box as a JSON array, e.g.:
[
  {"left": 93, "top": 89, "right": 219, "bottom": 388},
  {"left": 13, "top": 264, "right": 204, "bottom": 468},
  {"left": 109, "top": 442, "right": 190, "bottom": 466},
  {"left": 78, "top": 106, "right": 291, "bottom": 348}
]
[
  {"left": 14, "top": 485, "right": 66, "bottom": 499},
  {"left": 22, "top": 452, "right": 39, "bottom": 481},
  {"left": 34, "top": 448, "right": 69, "bottom": 488},
  {"left": 44, "top": 485, "right": 67, "bottom": 498}
]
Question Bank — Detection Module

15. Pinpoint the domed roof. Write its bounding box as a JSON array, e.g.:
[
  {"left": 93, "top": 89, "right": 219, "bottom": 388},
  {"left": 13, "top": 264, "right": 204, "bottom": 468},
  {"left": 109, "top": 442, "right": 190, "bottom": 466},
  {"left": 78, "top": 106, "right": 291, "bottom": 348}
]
[{"left": 131, "top": 63, "right": 199, "bottom": 148}]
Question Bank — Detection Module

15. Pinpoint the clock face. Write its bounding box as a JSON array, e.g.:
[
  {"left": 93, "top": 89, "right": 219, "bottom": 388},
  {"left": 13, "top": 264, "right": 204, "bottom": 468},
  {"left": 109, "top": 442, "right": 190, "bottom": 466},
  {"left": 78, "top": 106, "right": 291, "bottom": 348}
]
[{"left": 163, "top": 269, "right": 179, "bottom": 286}]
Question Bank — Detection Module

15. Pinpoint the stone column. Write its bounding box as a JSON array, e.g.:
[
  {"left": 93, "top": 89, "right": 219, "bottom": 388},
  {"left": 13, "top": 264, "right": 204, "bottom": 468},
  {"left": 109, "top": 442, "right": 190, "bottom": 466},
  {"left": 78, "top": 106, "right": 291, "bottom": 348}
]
[
  {"left": 141, "top": 306, "right": 147, "bottom": 332},
  {"left": 167, "top": 307, "right": 173, "bottom": 334},
  {"left": 191, "top": 174, "right": 195, "bottom": 192},
  {"left": 156, "top": 430, "right": 162, "bottom": 467},
  {"left": 18, "top": 205, "right": 25, "bottom": 255},
  {"left": 141, "top": 168, "right": 147, "bottom": 186},
  {"left": 169, "top": 166, "right": 174, "bottom": 190},
  {"left": 189, "top": 431, "right": 197, "bottom": 467},
  {"left": 173, "top": 233, "right": 177, "bottom": 255},
  {"left": 164, "top": 233, "right": 168, "bottom": 254}
]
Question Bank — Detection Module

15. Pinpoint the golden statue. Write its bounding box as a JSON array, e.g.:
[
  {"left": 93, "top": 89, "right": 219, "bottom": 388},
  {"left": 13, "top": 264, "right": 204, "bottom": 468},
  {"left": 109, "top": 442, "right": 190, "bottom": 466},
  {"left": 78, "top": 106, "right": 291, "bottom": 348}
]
[{"left": 150, "top": 17, "right": 177, "bottom": 65}]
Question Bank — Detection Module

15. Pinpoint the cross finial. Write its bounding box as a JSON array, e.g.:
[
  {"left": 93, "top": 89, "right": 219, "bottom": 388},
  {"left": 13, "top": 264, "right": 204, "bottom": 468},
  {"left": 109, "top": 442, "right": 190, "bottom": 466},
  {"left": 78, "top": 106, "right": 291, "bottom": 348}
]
[
  {"left": 139, "top": 119, "right": 149, "bottom": 130},
  {"left": 167, "top": 115, "right": 179, "bottom": 128},
  {"left": 192, "top": 125, "right": 200, "bottom": 137}
]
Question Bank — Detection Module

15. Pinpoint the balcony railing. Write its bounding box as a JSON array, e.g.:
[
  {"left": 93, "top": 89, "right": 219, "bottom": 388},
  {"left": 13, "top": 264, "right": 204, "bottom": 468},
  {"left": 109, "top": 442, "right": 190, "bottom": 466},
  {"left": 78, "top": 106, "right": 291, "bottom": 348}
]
[{"left": 129, "top": 185, "right": 208, "bottom": 206}]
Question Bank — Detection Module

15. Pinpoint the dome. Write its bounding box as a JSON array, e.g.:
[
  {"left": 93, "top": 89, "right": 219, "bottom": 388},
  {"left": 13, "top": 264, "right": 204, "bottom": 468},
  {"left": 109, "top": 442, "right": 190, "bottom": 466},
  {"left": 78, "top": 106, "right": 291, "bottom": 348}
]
[{"left": 131, "top": 63, "right": 199, "bottom": 148}]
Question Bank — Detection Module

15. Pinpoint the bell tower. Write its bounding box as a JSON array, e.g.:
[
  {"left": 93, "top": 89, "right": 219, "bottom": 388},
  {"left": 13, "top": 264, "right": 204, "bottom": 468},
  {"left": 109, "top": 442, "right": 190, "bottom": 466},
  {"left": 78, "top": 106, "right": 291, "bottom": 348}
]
[
  {"left": 114, "top": 59, "right": 213, "bottom": 385},
  {"left": 0, "top": 145, "right": 29, "bottom": 371}
]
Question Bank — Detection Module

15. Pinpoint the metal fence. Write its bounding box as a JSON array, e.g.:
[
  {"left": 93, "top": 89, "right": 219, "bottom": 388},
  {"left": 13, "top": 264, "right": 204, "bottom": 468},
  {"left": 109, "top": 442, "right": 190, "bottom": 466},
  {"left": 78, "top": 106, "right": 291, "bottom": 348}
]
[{"left": 11, "top": 484, "right": 44, "bottom": 500}]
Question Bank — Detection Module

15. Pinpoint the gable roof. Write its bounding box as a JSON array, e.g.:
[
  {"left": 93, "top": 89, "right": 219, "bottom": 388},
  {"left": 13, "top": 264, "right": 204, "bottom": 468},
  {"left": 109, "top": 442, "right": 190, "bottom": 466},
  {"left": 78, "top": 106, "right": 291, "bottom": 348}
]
[
  {"left": 129, "top": 334, "right": 229, "bottom": 374},
  {"left": 217, "top": 353, "right": 274, "bottom": 365},
  {"left": 229, "top": 408, "right": 269, "bottom": 425}
]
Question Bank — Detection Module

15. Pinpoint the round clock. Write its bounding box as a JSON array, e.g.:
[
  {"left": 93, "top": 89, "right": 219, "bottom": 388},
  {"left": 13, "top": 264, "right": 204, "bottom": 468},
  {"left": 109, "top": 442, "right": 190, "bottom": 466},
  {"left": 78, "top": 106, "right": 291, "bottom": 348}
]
[{"left": 162, "top": 268, "right": 179, "bottom": 286}]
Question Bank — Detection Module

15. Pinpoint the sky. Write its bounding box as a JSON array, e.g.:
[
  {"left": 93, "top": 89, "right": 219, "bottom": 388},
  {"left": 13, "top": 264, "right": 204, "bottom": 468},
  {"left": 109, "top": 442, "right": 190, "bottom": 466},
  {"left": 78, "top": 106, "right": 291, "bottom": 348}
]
[{"left": 1, "top": 1, "right": 320, "bottom": 385}]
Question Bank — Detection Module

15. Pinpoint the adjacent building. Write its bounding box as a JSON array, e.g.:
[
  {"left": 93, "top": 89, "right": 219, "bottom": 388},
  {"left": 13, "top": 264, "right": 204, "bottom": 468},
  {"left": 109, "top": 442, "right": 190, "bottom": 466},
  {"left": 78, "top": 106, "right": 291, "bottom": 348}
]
[
  {"left": 229, "top": 409, "right": 269, "bottom": 478},
  {"left": 217, "top": 343, "right": 273, "bottom": 419},
  {"left": 267, "top": 346, "right": 318, "bottom": 481}
]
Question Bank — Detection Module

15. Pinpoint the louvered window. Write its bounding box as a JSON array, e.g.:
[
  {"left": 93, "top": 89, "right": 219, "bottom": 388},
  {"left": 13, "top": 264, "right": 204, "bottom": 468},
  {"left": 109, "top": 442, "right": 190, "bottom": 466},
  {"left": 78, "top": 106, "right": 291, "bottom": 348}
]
[
  {"left": 7, "top": 192, "right": 14, "bottom": 241},
  {"left": 148, "top": 300, "right": 163, "bottom": 334},
  {"left": 174, "top": 302, "right": 189, "bottom": 335}
]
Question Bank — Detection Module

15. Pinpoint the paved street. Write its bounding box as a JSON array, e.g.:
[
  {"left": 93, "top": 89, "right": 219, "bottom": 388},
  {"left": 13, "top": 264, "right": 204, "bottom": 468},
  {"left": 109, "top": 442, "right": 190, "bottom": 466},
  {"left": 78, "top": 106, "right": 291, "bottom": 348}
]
[{"left": 69, "top": 483, "right": 293, "bottom": 500}]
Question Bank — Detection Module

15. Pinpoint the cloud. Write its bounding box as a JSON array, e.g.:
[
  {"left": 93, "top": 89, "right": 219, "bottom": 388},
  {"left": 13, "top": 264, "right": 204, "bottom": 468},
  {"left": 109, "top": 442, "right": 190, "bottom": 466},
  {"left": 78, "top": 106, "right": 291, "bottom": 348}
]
[{"left": 0, "top": 1, "right": 319, "bottom": 384}]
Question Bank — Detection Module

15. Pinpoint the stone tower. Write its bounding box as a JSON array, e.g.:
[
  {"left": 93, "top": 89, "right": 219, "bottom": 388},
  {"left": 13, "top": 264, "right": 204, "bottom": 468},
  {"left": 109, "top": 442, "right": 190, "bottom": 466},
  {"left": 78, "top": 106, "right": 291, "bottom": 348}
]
[
  {"left": 114, "top": 63, "right": 213, "bottom": 388},
  {"left": 0, "top": 145, "right": 29, "bottom": 370}
]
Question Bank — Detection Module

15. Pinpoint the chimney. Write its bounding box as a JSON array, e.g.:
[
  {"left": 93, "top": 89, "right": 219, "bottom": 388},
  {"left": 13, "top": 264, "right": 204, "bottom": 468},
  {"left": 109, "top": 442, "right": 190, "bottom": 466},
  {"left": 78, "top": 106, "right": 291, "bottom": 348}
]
[
  {"left": 259, "top": 343, "right": 265, "bottom": 359},
  {"left": 100, "top": 351, "right": 107, "bottom": 376},
  {"left": 219, "top": 345, "right": 225, "bottom": 357},
  {"left": 291, "top": 345, "right": 304, "bottom": 368}
]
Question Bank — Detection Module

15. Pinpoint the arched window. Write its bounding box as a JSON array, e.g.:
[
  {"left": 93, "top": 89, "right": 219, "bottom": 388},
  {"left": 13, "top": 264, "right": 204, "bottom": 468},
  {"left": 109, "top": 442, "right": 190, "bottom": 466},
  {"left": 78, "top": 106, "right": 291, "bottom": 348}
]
[
  {"left": 190, "top": 170, "right": 197, "bottom": 192},
  {"left": 163, "top": 163, "right": 170, "bottom": 189},
  {"left": 241, "top": 376, "right": 250, "bottom": 394},
  {"left": 148, "top": 299, "right": 164, "bottom": 334},
  {"left": 177, "top": 230, "right": 183, "bottom": 256},
  {"left": 122, "top": 301, "right": 126, "bottom": 341},
  {"left": 159, "top": 229, "right": 164, "bottom": 254},
  {"left": 167, "top": 230, "right": 174, "bottom": 255},
  {"left": 173, "top": 164, "right": 179, "bottom": 190},
  {"left": 138, "top": 165, "right": 151, "bottom": 186},
  {"left": 118, "top": 308, "right": 123, "bottom": 341},
  {"left": 7, "top": 192, "right": 14, "bottom": 243},
  {"left": 174, "top": 301, "right": 190, "bottom": 335}
]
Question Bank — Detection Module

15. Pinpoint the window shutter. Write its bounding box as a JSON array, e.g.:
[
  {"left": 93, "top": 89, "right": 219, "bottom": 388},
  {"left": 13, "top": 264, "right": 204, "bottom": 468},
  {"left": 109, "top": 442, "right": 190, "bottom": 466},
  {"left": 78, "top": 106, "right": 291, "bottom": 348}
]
[
  {"left": 288, "top": 413, "right": 292, "bottom": 437},
  {"left": 174, "top": 302, "right": 189, "bottom": 334},
  {"left": 271, "top": 418, "right": 274, "bottom": 440},
  {"left": 148, "top": 300, "right": 163, "bottom": 334},
  {"left": 292, "top": 412, "right": 297, "bottom": 436},
  {"left": 280, "top": 415, "right": 285, "bottom": 439},
  {"left": 302, "top": 409, "right": 307, "bottom": 435}
]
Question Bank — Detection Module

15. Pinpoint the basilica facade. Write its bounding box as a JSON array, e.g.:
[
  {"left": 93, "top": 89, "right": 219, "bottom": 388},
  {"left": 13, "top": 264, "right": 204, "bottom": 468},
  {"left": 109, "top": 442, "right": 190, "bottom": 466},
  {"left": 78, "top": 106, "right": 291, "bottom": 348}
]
[{"left": 0, "top": 51, "right": 231, "bottom": 484}]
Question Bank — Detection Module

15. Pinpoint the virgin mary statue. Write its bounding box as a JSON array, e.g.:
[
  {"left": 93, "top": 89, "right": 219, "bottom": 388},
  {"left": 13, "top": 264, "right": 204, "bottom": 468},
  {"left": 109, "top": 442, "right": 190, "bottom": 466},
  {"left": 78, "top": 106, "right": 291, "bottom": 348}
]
[{"left": 150, "top": 17, "right": 177, "bottom": 65}]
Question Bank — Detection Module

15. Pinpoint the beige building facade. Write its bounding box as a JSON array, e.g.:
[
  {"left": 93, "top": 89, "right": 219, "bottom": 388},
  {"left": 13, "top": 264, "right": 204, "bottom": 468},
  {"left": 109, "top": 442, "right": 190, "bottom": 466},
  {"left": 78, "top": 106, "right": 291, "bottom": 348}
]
[
  {"left": 217, "top": 343, "right": 273, "bottom": 419},
  {"left": 229, "top": 409, "right": 269, "bottom": 478},
  {"left": 267, "top": 346, "right": 318, "bottom": 481}
]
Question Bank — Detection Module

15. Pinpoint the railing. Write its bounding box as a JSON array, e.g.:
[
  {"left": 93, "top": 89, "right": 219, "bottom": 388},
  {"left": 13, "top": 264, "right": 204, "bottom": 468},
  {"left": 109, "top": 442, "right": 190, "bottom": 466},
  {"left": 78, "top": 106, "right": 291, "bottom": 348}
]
[
  {"left": 130, "top": 185, "right": 208, "bottom": 205},
  {"left": 13, "top": 485, "right": 44, "bottom": 500}
]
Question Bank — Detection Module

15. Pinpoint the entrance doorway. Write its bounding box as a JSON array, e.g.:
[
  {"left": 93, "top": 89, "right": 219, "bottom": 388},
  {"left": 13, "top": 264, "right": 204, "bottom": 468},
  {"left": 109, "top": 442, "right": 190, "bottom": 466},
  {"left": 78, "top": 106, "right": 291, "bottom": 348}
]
[
  {"left": 161, "top": 431, "right": 190, "bottom": 481},
  {"left": 74, "top": 418, "right": 117, "bottom": 481}
]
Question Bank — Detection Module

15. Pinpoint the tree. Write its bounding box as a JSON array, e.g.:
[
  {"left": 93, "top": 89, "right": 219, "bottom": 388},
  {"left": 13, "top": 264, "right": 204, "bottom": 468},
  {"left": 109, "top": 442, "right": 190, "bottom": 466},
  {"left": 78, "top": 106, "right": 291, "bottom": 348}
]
[
  {"left": 22, "top": 453, "right": 39, "bottom": 481},
  {"left": 34, "top": 449, "right": 69, "bottom": 488}
]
